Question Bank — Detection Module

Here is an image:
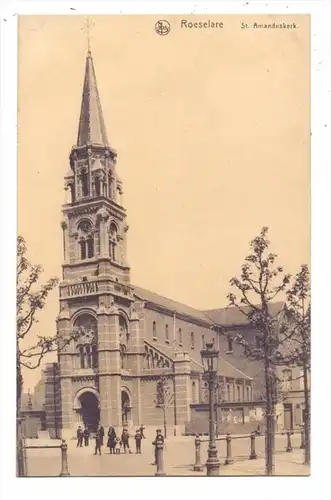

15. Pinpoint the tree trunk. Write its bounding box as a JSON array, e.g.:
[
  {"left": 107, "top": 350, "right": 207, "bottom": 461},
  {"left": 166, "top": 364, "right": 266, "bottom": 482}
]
[
  {"left": 303, "top": 361, "right": 310, "bottom": 465},
  {"left": 264, "top": 329, "right": 275, "bottom": 476},
  {"left": 16, "top": 349, "right": 26, "bottom": 477}
]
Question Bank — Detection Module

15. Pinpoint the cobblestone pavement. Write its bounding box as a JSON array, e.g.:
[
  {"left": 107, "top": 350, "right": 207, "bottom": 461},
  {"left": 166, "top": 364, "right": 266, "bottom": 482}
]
[{"left": 24, "top": 433, "right": 310, "bottom": 477}]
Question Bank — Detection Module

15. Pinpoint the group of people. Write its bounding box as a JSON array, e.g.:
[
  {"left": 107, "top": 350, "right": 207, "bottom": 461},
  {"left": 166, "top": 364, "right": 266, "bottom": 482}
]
[{"left": 76, "top": 424, "right": 146, "bottom": 455}]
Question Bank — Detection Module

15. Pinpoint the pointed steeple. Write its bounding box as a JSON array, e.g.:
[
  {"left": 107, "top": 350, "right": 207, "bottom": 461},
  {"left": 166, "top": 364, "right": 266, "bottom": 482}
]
[{"left": 77, "top": 51, "right": 109, "bottom": 147}]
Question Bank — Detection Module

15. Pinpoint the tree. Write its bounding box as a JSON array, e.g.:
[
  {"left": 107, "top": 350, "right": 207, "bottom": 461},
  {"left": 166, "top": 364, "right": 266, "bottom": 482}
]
[
  {"left": 154, "top": 376, "right": 174, "bottom": 439},
  {"left": 16, "top": 236, "right": 80, "bottom": 475},
  {"left": 281, "top": 264, "right": 311, "bottom": 465},
  {"left": 227, "top": 227, "right": 291, "bottom": 476}
]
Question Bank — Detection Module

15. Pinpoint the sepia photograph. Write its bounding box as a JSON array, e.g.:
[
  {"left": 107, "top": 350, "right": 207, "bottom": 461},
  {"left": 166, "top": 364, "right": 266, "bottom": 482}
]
[{"left": 15, "top": 13, "right": 311, "bottom": 478}]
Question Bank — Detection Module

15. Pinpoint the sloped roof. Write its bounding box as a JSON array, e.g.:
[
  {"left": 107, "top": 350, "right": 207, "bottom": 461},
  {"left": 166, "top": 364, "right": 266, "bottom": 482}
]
[
  {"left": 133, "top": 285, "right": 213, "bottom": 325},
  {"left": 205, "top": 302, "right": 284, "bottom": 327}
]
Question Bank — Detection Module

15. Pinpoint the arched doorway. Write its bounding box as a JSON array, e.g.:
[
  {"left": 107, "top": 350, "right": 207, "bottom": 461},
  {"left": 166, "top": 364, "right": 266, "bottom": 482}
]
[
  {"left": 121, "top": 390, "right": 132, "bottom": 427},
  {"left": 79, "top": 392, "right": 100, "bottom": 432}
]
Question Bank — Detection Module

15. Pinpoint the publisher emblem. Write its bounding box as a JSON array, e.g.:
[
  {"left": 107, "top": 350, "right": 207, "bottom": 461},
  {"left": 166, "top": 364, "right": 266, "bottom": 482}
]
[{"left": 155, "top": 20, "right": 171, "bottom": 36}]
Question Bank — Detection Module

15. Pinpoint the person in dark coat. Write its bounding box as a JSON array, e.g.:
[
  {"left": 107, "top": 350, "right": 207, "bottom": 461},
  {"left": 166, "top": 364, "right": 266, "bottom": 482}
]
[
  {"left": 76, "top": 426, "right": 83, "bottom": 447},
  {"left": 134, "top": 429, "right": 142, "bottom": 454},
  {"left": 107, "top": 426, "right": 117, "bottom": 454},
  {"left": 83, "top": 427, "right": 90, "bottom": 446},
  {"left": 94, "top": 426, "right": 102, "bottom": 455},
  {"left": 152, "top": 429, "right": 164, "bottom": 465},
  {"left": 99, "top": 425, "right": 105, "bottom": 446},
  {"left": 121, "top": 428, "right": 131, "bottom": 454}
]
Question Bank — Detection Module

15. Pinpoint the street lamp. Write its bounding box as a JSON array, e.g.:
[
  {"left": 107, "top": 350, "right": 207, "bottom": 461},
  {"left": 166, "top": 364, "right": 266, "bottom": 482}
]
[{"left": 201, "top": 340, "right": 221, "bottom": 476}]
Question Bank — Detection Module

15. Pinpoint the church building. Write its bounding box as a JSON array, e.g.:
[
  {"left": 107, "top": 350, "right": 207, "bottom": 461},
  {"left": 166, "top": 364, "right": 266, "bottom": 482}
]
[{"left": 40, "top": 50, "right": 259, "bottom": 440}]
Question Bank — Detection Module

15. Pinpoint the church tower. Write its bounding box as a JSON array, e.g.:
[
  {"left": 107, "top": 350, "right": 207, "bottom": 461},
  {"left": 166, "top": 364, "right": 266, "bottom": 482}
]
[{"left": 56, "top": 50, "right": 143, "bottom": 439}]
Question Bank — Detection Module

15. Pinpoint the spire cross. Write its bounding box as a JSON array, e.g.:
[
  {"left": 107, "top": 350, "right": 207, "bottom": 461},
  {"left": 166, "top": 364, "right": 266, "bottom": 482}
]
[{"left": 82, "top": 17, "right": 94, "bottom": 53}]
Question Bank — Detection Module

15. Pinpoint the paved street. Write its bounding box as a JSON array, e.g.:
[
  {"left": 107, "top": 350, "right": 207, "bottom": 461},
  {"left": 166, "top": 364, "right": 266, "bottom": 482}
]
[{"left": 24, "top": 433, "right": 310, "bottom": 477}]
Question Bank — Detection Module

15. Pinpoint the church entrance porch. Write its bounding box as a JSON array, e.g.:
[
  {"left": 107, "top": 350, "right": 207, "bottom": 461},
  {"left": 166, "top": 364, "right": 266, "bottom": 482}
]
[
  {"left": 74, "top": 390, "right": 100, "bottom": 433},
  {"left": 121, "top": 389, "right": 132, "bottom": 428}
]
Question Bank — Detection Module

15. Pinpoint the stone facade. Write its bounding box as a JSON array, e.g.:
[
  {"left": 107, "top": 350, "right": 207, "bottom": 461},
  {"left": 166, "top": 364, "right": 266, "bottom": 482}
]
[{"left": 38, "top": 50, "right": 258, "bottom": 439}]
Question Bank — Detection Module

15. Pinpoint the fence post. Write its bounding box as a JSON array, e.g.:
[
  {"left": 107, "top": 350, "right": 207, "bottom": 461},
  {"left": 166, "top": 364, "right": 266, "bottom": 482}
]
[
  {"left": 155, "top": 440, "right": 166, "bottom": 476},
  {"left": 59, "top": 440, "right": 70, "bottom": 477},
  {"left": 286, "top": 431, "right": 293, "bottom": 452},
  {"left": 249, "top": 432, "right": 257, "bottom": 460},
  {"left": 193, "top": 435, "right": 204, "bottom": 471},
  {"left": 300, "top": 427, "right": 305, "bottom": 449},
  {"left": 224, "top": 433, "right": 233, "bottom": 465}
]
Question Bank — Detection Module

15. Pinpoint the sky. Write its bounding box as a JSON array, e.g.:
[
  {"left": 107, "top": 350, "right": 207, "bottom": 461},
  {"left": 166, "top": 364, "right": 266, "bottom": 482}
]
[{"left": 18, "top": 14, "right": 310, "bottom": 391}]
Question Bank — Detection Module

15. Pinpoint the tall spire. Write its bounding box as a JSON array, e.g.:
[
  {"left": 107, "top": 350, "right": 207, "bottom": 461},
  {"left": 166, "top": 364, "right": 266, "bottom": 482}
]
[{"left": 76, "top": 52, "right": 109, "bottom": 147}]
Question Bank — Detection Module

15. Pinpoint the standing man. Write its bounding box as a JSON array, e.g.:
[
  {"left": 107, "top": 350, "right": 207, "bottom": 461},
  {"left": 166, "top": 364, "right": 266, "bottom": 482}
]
[
  {"left": 152, "top": 429, "right": 164, "bottom": 465},
  {"left": 76, "top": 426, "right": 83, "bottom": 447},
  {"left": 134, "top": 429, "right": 142, "bottom": 454},
  {"left": 121, "top": 428, "right": 132, "bottom": 454},
  {"left": 139, "top": 424, "right": 146, "bottom": 439},
  {"left": 99, "top": 425, "right": 105, "bottom": 446},
  {"left": 94, "top": 426, "right": 102, "bottom": 455},
  {"left": 83, "top": 427, "right": 90, "bottom": 446}
]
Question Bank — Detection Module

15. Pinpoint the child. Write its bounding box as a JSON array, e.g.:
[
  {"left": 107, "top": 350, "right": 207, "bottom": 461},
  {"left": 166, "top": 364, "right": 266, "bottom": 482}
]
[
  {"left": 134, "top": 429, "right": 142, "bottom": 454},
  {"left": 115, "top": 438, "right": 121, "bottom": 454}
]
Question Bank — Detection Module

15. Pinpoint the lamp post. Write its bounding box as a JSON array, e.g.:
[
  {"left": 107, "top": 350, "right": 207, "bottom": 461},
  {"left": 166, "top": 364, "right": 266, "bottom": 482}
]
[{"left": 201, "top": 341, "right": 220, "bottom": 476}]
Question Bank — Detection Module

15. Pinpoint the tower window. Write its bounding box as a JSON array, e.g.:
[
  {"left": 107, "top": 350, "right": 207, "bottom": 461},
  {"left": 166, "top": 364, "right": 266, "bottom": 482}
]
[
  {"left": 87, "top": 237, "right": 94, "bottom": 258},
  {"left": 153, "top": 321, "right": 157, "bottom": 340},
  {"left": 81, "top": 172, "right": 89, "bottom": 197},
  {"left": 95, "top": 178, "right": 101, "bottom": 197},
  {"left": 79, "top": 346, "right": 85, "bottom": 369},
  {"left": 109, "top": 223, "right": 117, "bottom": 261},
  {"left": 191, "top": 332, "right": 195, "bottom": 349},
  {"left": 79, "top": 240, "right": 87, "bottom": 260},
  {"left": 178, "top": 328, "right": 183, "bottom": 345},
  {"left": 202, "top": 334, "right": 205, "bottom": 349},
  {"left": 165, "top": 324, "right": 169, "bottom": 342}
]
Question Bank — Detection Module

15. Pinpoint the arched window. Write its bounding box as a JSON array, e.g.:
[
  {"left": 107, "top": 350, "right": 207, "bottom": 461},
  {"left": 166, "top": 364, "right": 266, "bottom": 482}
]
[
  {"left": 192, "top": 381, "right": 197, "bottom": 404},
  {"left": 69, "top": 183, "right": 75, "bottom": 203},
  {"left": 191, "top": 332, "right": 195, "bottom": 349},
  {"left": 153, "top": 321, "right": 157, "bottom": 340},
  {"left": 86, "top": 345, "right": 92, "bottom": 368},
  {"left": 178, "top": 328, "right": 183, "bottom": 345},
  {"left": 81, "top": 171, "right": 89, "bottom": 197},
  {"left": 202, "top": 335, "right": 205, "bottom": 349},
  {"left": 227, "top": 384, "right": 231, "bottom": 402},
  {"left": 227, "top": 336, "right": 233, "bottom": 353},
  {"left": 165, "top": 324, "right": 169, "bottom": 342},
  {"left": 109, "top": 223, "right": 117, "bottom": 261},
  {"left": 236, "top": 385, "right": 241, "bottom": 401},
  {"left": 95, "top": 177, "right": 101, "bottom": 197},
  {"left": 79, "top": 346, "right": 85, "bottom": 369},
  {"left": 246, "top": 386, "right": 250, "bottom": 401},
  {"left": 78, "top": 220, "right": 94, "bottom": 260},
  {"left": 79, "top": 239, "right": 87, "bottom": 260},
  {"left": 119, "top": 315, "right": 129, "bottom": 347},
  {"left": 87, "top": 237, "right": 94, "bottom": 258},
  {"left": 75, "top": 314, "right": 97, "bottom": 370}
]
